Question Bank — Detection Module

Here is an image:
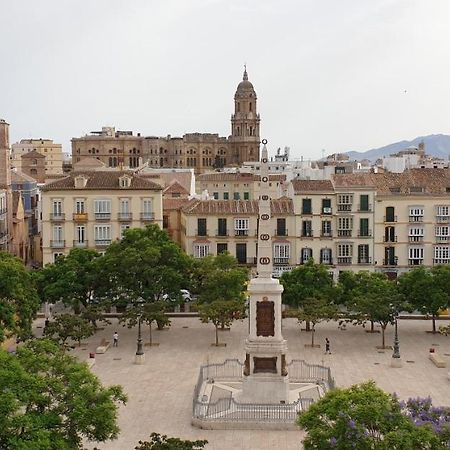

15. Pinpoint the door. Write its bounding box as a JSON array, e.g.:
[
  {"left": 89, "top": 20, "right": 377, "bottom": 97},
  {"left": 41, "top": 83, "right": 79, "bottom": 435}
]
[{"left": 236, "top": 243, "right": 247, "bottom": 264}]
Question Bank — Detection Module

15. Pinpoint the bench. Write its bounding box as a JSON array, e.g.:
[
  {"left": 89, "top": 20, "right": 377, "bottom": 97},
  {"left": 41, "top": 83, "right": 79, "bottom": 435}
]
[
  {"left": 429, "top": 353, "right": 447, "bottom": 368},
  {"left": 95, "top": 338, "right": 111, "bottom": 354}
]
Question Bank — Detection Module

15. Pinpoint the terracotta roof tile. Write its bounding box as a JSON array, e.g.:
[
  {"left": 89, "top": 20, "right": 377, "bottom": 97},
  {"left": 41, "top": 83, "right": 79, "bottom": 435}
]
[
  {"left": 163, "top": 198, "right": 191, "bottom": 210},
  {"left": 292, "top": 179, "right": 334, "bottom": 193},
  {"left": 182, "top": 199, "right": 293, "bottom": 215},
  {"left": 163, "top": 180, "right": 189, "bottom": 195},
  {"left": 197, "top": 172, "right": 286, "bottom": 182}
]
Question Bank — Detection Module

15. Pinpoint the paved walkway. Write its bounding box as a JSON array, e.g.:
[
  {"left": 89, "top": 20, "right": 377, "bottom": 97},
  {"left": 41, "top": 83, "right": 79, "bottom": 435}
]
[{"left": 34, "top": 316, "right": 450, "bottom": 450}]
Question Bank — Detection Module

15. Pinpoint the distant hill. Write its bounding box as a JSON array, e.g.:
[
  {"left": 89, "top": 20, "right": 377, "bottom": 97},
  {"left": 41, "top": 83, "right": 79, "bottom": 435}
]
[{"left": 345, "top": 134, "right": 450, "bottom": 161}]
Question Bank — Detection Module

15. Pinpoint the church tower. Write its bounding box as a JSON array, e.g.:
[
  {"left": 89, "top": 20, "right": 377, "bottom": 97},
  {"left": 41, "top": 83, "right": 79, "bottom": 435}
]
[{"left": 230, "top": 67, "right": 260, "bottom": 164}]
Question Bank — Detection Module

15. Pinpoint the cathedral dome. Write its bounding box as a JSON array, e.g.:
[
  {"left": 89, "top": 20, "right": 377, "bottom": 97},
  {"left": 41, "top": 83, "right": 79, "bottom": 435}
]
[{"left": 236, "top": 68, "right": 255, "bottom": 93}]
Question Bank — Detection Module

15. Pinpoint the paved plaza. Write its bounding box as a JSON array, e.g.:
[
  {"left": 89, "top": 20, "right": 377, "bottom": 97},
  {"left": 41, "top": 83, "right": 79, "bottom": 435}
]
[{"left": 35, "top": 315, "right": 450, "bottom": 450}]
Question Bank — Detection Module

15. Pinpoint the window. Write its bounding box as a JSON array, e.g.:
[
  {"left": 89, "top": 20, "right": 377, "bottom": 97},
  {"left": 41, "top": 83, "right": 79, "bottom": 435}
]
[
  {"left": 274, "top": 243, "right": 290, "bottom": 264},
  {"left": 213, "top": 192, "right": 219, "bottom": 200},
  {"left": 235, "top": 218, "right": 249, "bottom": 236},
  {"left": 163, "top": 215, "right": 169, "bottom": 229},
  {"left": 338, "top": 217, "right": 352, "bottom": 237},
  {"left": 236, "top": 243, "right": 247, "bottom": 264},
  {"left": 321, "top": 220, "right": 332, "bottom": 237},
  {"left": 322, "top": 199, "right": 332, "bottom": 215},
  {"left": 194, "top": 243, "right": 210, "bottom": 258},
  {"left": 385, "top": 206, "right": 396, "bottom": 222},
  {"left": 277, "top": 218, "right": 287, "bottom": 236},
  {"left": 320, "top": 248, "right": 332, "bottom": 265},
  {"left": 243, "top": 192, "right": 250, "bottom": 200},
  {"left": 435, "top": 226, "right": 450, "bottom": 242},
  {"left": 120, "top": 199, "right": 130, "bottom": 213},
  {"left": 384, "top": 226, "right": 396, "bottom": 242},
  {"left": 337, "top": 194, "right": 353, "bottom": 211},
  {"left": 52, "top": 225, "right": 64, "bottom": 246},
  {"left": 409, "top": 206, "right": 424, "bottom": 222},
  {"left": 233, "top": 192, "right": 240, "bottom": 200},
  {"left": 142, "top": 199, "right": 153, "bottom": 219},
  {"left": 94, "top": 199, "right": 111, "bottom": 218},
  {"left": 302, "top": 198, "right": 312, "bottom": 215},
  {"left": 384, "top": 247, "right": 396, "bottom": 265},
  {"left": 434, "top": 246, "right": 450, "bottom": 264},
  {"left": 358, "top": 244, "right": 370, "bottom": 264},
  {"left": 217, "top": 243, "right": 228, "bottom": 254},
  {"left": 223, "top": 192, "right": 229, "bottom": 200},
  {"left": 94, "top": 225, "right": 111, "bottom": 245},
  {"left": 119, "top": 176, "right": 131, "bottom": 188},
  {"left": 359, "top": 195, "right": 369, "bottom": 211},
  {"left": 408, "top": 247, "right": 424, "bottom": 265},
  {"left": 337, "top": 244, "right": 353, "bottom": 264},
  {"left": 52, "top": 200, "right": 63, "bottom": 215},
  {"left": 53, "top": 252, "right": 64, "bottom": 262},
  {"left": 75, "top": 199, "right": 85, "bottom": 214},
  {"left": 217, "top": 218, "right": 227, "bottom": 236},
  {"left": 197, "top": 218, "right": 207, "bottom": 236},
  {"left": 75, "top": 225, "right": 85, "bottom": 244},
  {"left": 302, "top": 220, "right": 313, "bottom": 237},
  {"left": 436, "top": 205, "right": 450, "bottom": 221},
  {"left": 120, "top": 224, "right": 130, "bottom": 238},
  {"left": 359, "top": 218, "right": 370, "bottom": 237},
  {"left": 300, "top": 247, "right": 312, "bottom": 264},
  {"left": 409, "top": 226, "right": 424, "bottom": 242}
]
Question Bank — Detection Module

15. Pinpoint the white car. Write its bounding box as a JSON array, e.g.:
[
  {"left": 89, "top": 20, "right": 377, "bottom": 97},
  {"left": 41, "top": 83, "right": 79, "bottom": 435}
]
[{"left": 162, "top": 290, "right": 192, "bottom": 302}]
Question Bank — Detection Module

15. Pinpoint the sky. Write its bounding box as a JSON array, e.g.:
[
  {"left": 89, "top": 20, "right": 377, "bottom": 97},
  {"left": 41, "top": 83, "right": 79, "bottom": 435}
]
[{"left": 1, "top": 0, "right": 450, "bottom": 159}]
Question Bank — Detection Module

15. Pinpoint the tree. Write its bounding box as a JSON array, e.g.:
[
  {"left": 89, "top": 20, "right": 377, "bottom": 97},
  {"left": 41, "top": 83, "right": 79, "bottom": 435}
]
[
  {"left": 339, "top": 271, "right": 406, "bottom": 349},
  {"left": 198, "top": 299, "right": 246, "bottom": 346},
  {"left": 36, "top": 248, "right": 103, "bottom": 314},
  {"left": 280, "top": 259, "right": 336, "bottom": 331},
  {"left": 135, "top": 433, "right": 207, "bottom": 450},
  {"left": 102, "top": 225, "right": 190, "bottom": 309},
  {"left": 0, "top": 251, "right": 40, "bottom": 343},
  {"left": 192, "top": 253, "right": 248, "bottom": 305},
  {"left": 440, "top": 324, "right": 450, "bottom": 335},
  {"left": 295, "top": 297, "right": 338, "bottom": 347},
  {"left": 298, "top": 381, "right": 447, "bottom": 449},
  {"left": 398, "top": 266, "right": 450, "bottom": 333},
  {"left": 44, "top": 313, "right": 96, "bottom": 348},
  {"left": 121, "top": 301, "right": 170, "bottom": 346},
  {"left": 0, "top": 339, "right": 127, "bottom": 450}
]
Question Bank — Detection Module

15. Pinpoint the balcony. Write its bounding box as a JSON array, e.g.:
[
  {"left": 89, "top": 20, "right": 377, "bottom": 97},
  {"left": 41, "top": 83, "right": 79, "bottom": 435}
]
[
  {"left": 275, "top": 229, "right": 288, "bottom": 237},
  {"left": 273, "top": 257, "right": 290, "bottom": 265},
  {"left": 73, "top": 213, "right": 88, "bottom": 222},
  {"left": 320, "top": 259, "right": 333, "bottom": 265},
  {"left": 358, "top": 256, "right": 372, "bottom": 264},
  {"left": 321, "top": 207, "right": 332, "bottom": 215},
  {"left": 95, "top": 212, "right": 111, "bottom": 220},
  {"left": 50, "top": 213, "right": 65, "bottom": 221},
  {"left": 321, "top": 230, "right": 333, "bottom": 238},
  {"left": 95, "top": 239, "right": 111, "bottom": 247},
  {"left": 383, "top": 235, "right": 398, "bottom": 243},
  {"left": 73, "top": 240, "right": 88, "bottom": 248},
  {"left": 246, "top": 257, "right": 257, "bottom": 265},
  {"left": 408, "top": 259, "right": 424, "bottom": 266},
  {"left": 301, "top": 230, "right": 314, "bottom": 238},
  {"left": 0, "top": 207, "right": 7, "bottom": 218},
  {"left": 357, "top": 204, "right": 372, "bottom": 212},
  {"left": 337, "top": 229, "right": 352, "bottom": 237},
  {"left": 118, "top": 212, "right": 133, "bottom": 221},
  {"left": 337, "top": 257, "right": 352, "bottom": 265},
  {"left": 140, "top": 212, "right": 155, "bottom": 222},
  {"left": 235, "top": 229, "right": 249, "bottom": 237},
  {"left": 436, "top": 215, "right": 450, "bottom": 223},
  {"left": 436, "top": 235, "right": 450, "bottom": 243},
  {"left": 357, "top": 230, "right": 372, "bottom": 238},
  {"left": 409, "top": 215, "right": 424, "bottom": 223},
  {"left": 50, "top": 240, "right": 65, "bottom": 248},
  {"left": 215, "top": 229, "right": 229, "bottom": 237},
  {"left": 384, "top": 215, "right": 397, "bottom": 223},
  {"left": 409, "top": 236, "right": 424, "bottom": 242},
  {"left": 0, "top": 230, "right": 8, "bottom": 243},
  {"left": 195, "top": 229, "right": 208, "bottom": 237},
  {"left": 383, "top": 257, "right": 398, "bottom": 266},
  {"left": 337, "top": 204, "right": 352, "bottom": 212}
]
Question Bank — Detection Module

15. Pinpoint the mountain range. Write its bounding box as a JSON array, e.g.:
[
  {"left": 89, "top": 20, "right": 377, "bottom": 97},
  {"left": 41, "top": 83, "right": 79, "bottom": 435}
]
[{"left": 345, "top": 134, "right": 450, "bottom": 161}]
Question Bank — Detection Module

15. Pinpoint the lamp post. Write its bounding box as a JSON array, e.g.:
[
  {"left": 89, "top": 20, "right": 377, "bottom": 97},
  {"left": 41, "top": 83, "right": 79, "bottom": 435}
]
[
  {"left": 134, "top": 297, "right": 145, "bottom": 365},
  {"left": 391, "top": 314, "right": 402, "bottom": 368}
]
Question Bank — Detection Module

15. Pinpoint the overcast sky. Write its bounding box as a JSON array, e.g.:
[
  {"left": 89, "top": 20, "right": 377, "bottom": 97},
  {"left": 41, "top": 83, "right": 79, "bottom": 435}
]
[{"left": 1, "top": 0, "right": 450, "bottom": 159}]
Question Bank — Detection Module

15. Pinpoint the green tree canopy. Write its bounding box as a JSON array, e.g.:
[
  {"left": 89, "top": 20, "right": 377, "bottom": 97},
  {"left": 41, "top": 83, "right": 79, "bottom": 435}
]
[
  {"left": 36, "top": 248, "right": 103, "bottom": 314},
  {"left": 0, "top": 252, "right": 40, "bottom": 343},
  {"left": 44, "top": 313, "right": 96, "bottom": 348},
  {"left": 398, "top": 265, "right": 450, "bottom": 332},
  {"left": 135, "top": 433, "right": 207, "bottom": 450},
  {"left": 298, "top": 381, "right": 447, "bottom": 449},
  {"left": 0, "top": 339, "right": 127, "bottom": 450}
]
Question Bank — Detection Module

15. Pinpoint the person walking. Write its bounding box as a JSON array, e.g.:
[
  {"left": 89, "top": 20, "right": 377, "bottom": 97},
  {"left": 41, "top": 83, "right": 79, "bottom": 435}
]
[
  {"left": 325, "top": 337, "right": 331, "bottom": 354},
  {"left": 113, "top": 331, "right": 119, "bottom": 347}
]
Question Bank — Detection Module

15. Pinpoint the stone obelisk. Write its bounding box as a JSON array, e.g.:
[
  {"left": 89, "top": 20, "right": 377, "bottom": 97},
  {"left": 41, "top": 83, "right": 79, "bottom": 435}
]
[{"left": 240, "top": 140, "right": 289, "bottom": 404}]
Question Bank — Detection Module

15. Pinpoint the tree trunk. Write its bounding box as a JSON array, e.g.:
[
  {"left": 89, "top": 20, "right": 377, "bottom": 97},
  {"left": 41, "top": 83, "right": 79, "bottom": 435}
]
[
  {"left": 311, "top": 325, "right": 315, "bottom": 347},
  {"left": 149, "top": 322, "right": 153, "bottom": 346},
  {"left": 432, "top": 314, "right": 437, "bottom": 333},
  {"left": 370, "top": 320, "right": 374, "bottom": 332},
  {"left": 215, "top": 325, "right": 219, "bottom": 346},
  {"left": 305, "top": 321, "right": 311, "bottom": 332},
  {"left": 381, "top": 324, "right": 386, "bottom": 349}
]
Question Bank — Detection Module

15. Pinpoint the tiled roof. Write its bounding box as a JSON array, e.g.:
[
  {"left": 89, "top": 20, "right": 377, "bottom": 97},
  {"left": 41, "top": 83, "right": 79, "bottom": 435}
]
[
  {"left": 163, "top": 180, "right": 189, "bottom": 196},
  {"left": 10, "top": 170, "right": 37, "bottom": 183},
  {"left": 22, "top": 150, "right": 45, "bottom": 159},
  {"left": 197, "top": 172, "right": 286, "bottom": 182},
  {"left": 41, "top": 171, "right": 163, "bottom": 191},
  {"left": 163, "top": 198, "right": 191, "bottom": 210},
  {"left": 73, "top": 157, "right": 107, "bottom": 168},
  {"left": 292, "top": 179, "right": 334, "bottom": 193},
  {"left": 138, "top": 171, "right": 193, "bottom": 193},
  {"left": 182, "top": 199, "right": 294, "bottom": 215}
]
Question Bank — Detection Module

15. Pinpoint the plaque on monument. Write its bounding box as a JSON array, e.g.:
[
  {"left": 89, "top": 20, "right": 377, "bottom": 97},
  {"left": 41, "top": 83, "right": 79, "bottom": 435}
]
[
  {"left": 253, "top": 357, "right": 277, "bottom": 374},
  {"left": 256, "top": 301, "right": 275, "bottom": 336}
]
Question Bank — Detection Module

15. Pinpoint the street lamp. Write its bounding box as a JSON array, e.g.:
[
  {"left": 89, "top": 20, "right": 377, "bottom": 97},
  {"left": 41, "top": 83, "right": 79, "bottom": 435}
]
[
  {"left": 134, "top": 297, "right": 145, "bottom": 365},
  {"left": 391, "top": 314, "right": 402, "bottom": 368}
]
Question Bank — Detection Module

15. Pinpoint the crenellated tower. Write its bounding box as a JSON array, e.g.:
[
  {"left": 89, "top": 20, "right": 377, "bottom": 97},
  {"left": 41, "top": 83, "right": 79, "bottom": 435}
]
[{"left": 230, "top": 67, "right": 260, "bottom": 164}]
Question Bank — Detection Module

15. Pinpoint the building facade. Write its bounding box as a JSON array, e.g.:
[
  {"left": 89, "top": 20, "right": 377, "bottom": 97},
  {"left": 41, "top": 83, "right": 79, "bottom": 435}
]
[
  {"left": 0, "top": 119, "right": 12, "bottom": 252},
  {"left": 71, "top": 69, "right": 260, "bottom": 173},
  {"left": 40, "top": 171, "right": 163, "bottom": 265}
]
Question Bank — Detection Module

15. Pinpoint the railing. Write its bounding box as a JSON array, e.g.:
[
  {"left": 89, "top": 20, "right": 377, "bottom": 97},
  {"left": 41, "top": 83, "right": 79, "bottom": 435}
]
[
  {"left": 337, "top": 204, "right": 352, "bottom": 212},
  {"left": 358, "top": 257, "right": 372, "bottom": 264},
  {"left": 95, "top": 212, "right": 111, "bottom": 220},
  {"left": 409, "top": 236, "right": 424, "bottom": 242},
  {"left": 302, "top": 230, "right": 314, "bottom": 238},
  {"left": 73, "top": 240, "right": 88, "bottom": 248},
  {"left": 95, "top": 239, "right": 111, "bottom": 247},
  {"left": 195, "top": 229, "right": 208, "bottom": 237},
  {"left": 50, "top": 213, "right": 65, "bottom": 221},
  {"left": 357, "top": 204, "right": 372, "bottom": 212},
  {"left": 436, "top": 215, "right": 450, "bottom": 223},
  {"left": 274, "top": 257, "right": 290, "bottom": 265},
  {"left": 383, "top": 257, "right": 398, "bottom": 266},
  {"left": 383, "top": 235, "right": 397, "bottom": 242},
  {"left": 337, "top": 257, "right": 352, "bottom": 265},
  {"left": 118, "top": 212, "right": 133, "bottom": 221},
  {"left": 0, "top": 231, "right": 8, "bottom": 241},
  {"left": 50, "top": 240, "right": 65, "bottom": 248},
  {"left": 141, "top": 212, "right": 155, "bottom": 221},
  {"left": 436, "top": 236, "right": 450, "bottom": 243},
  {"left": 192, "top": 359, "right": 334, "bottom": 422},
  {"left": 409, "top": 216, "right": 424, "bottom": 222},
  {"left": 337, "top": 230, "right": 352, "bottom": 237},
  {"left": 235, "top": 229, "right": 249, "bottom": 236},
  {"left": 384, "top": 215, "right": 397, "bottom": 222},
  {"left": 0, "top": 207, "right": 7, "bottom": 217},
  {"left": 408, "top": 259, "right": 424, "bottom": 266},
  {"left": 275, "top": 229, "right": 288, "bottom": 237},
  {"left": 358, "top": 230, "right": 372, "bottom": 237},
  {"left": 73, "top": 213, "right": 88, "bottom": 221},
  {"left": 215, "top": 229, "right": 229, "bottom": 237},
  {"left": 321, "top": 231, "right": 333, "bottom": 238}
]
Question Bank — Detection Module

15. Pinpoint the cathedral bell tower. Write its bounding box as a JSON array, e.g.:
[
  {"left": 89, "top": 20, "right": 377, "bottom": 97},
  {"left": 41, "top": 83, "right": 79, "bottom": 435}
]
[{"left": 230, "top": 67, "right": 260, "bottom": 164}]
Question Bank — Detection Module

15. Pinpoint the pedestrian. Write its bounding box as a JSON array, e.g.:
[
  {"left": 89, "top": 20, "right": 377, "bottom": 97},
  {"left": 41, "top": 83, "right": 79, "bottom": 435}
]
[
  {"left": 113, "top": 331, "right": 119, "bottom": 347},
  {"left": 325, "top": 337, "right": 331, "bottom": 354}
]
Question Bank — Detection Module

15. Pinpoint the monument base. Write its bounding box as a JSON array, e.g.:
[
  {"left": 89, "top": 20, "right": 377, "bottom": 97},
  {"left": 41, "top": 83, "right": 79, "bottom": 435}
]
[
  {"left": 390, "top": 357, "right": 402, "bottom": 368},
  {"left": 134, "top": 354, "right": 145, "bottom": 365},
  {"left": 239, "top": 375, "right": 290, "bottom": 404}
]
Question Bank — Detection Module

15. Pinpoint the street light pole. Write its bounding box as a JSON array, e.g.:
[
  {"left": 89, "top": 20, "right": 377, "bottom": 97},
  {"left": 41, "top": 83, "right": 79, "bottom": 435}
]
[
  {"left": 391, "top": 316, "right": 402, "bottom": 367},
  {"left": 134, "top": 298, "right": 145, "bottom": 365}
]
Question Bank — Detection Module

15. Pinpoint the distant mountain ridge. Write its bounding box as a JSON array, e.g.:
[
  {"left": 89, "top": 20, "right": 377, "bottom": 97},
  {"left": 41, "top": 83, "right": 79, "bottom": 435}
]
[{"left": 345, "top": 134, "right": 450, "bottom": 161}]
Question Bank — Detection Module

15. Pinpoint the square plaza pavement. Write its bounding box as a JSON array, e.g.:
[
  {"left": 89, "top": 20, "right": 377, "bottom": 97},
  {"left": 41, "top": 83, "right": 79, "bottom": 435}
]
[{"left": 35, "top": 316, "right": 450, "bottom": 450}]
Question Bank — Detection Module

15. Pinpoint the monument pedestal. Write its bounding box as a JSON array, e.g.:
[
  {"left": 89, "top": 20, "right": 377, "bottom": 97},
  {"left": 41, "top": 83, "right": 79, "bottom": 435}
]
[
  {"left": 134, "top": 354, "right": 145, "bottom": 365},
  {"left": 391, "top": 357, "right": 402, "bottom": 368}
]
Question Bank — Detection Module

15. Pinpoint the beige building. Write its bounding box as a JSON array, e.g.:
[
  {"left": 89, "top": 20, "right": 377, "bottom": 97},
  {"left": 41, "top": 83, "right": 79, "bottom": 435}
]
[
  {"left": 11, "top": 138, "right": 64, "bottom": 175},
  {"left": 71, "top": 69, "right": 261, "bottom": 173},
  {"left": 40, "top": 171, "right": 163, "bottom": 265},
  {"left": 21, "top": 150, "right": 46, "bottom": 183},
  {"left": 0, "top": 119, "right": 12, "bottom": 252}
]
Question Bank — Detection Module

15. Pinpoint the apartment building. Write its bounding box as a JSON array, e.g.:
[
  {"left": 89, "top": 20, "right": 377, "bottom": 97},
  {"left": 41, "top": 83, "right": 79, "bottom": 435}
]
[
  {"left": 0, "top": 189, "right": 7, "bottom": 251},
  {"left": 11, "top": 138, "right": 64, "bottom": 175},
  {"left": 41, "top": 171, "right": 163, "bottom": 265},
  {"left": 181, "top": 199, "right": 295, "bottom": 276},
  {"left": 196, "top": 172, "right": 286, "bottom": 200}
]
